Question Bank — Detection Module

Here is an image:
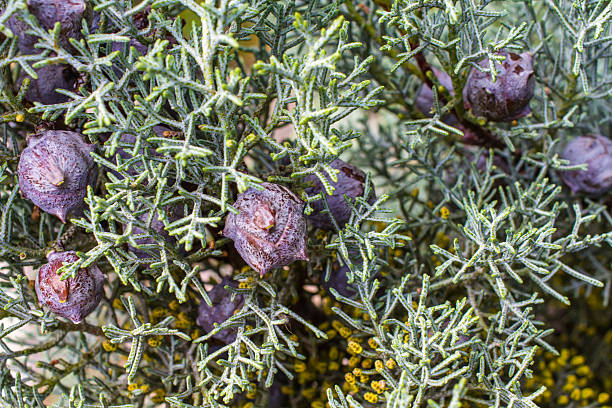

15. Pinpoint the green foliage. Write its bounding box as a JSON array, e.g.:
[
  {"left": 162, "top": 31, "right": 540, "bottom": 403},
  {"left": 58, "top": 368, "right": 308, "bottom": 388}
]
[{"left": 0, "top": 0, "right": 610, "bottom": 407}]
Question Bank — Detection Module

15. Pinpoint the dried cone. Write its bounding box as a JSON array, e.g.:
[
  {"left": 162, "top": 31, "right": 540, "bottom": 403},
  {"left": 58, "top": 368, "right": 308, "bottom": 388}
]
[
  {"left": 196, "top": 279, "right": 244, "bottom": 343},
  {"left": 36, "top": 251, "right": 105, "bottom": 323},
  {"left": 560, "top": 134, "right": 612, "bottom": 195},
  {"left": 223, "top": 183, "right": 308, "bottom": 276},
  {"left": 463, "top": 50, "right": 535, "bottom": 122},
  {"left": 305, "top": 159, "right": 376, "bottom": 230},
  {"left": 18, "top": 130, "right": 97, "bottom": 222}
]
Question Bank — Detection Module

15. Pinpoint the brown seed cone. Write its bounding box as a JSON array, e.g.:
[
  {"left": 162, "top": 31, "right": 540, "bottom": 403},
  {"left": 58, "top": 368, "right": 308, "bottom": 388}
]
[{"left": 36, "top": 251, "right": 105, "bottom": 323}]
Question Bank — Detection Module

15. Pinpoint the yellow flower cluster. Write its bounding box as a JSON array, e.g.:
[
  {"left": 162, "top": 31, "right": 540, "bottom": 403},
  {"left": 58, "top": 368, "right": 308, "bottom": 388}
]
[
  {"left": 102, "top": 340, "right": 117, "bottom": 352},
  {"left": 364, "top": 392, "right": 378, "bottom": 403},
  {"left": 175, "top": 311, "right": 193, "bottom": 329},
  {"left": 347, "top": 341, "right": 363, "bottom": 355},
  {"left": 147, "top": 335, "right": 163, "bottom": 348},
  {"left": 150, "top": 388, "right": 165, "bottom": 403},
  {"left": 276, "top": 295, "right": 401, "bottom": 407},
  {"left": 126, "top": 378, "right": 152, "bottom": 398},
  {"left": 525, "top": 347, "right": 611, "bottom": 407},
  {"left": 371, "top": 380, "right": 387, "bottom": 394}
]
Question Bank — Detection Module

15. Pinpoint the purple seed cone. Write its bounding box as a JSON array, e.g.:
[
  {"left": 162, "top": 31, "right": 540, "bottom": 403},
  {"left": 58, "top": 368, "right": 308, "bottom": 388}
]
[
  {"left": 126, "top": 204, "right": 183, "bottom": 258},
  {"left": 17, "top": 64, "right": 77, "bottom": 105},
  {"left": 91, "top": 10, "right": 100, "bottom": 32},
  {"left": 18, "top": 130, "right": 97, "bottom": 222},
  {"left": 197, "top": 279, "right": 244, "bottom": 343},
  {"left": 463, "top": 50, "right": 535, "bottom": 122},
  {"left": 560, "top": 134, "right": 612, "bottom": 195},
  {"left": 111, "top": 126, "right": 170, "bottom": 177},
  {"left": 6, "top": 0, "right": 89, "bottom": 55},
  {"left": 223, "top": 183, "right": 308, "bottom": 276},
  {"left": 305, "top": 159, "right": 376, "bottom": 230},
  {"left": 111, "top": 39, "right": 148, "bottom": 56},
  {"left": 321, "top": 265, "right": 355, "bottom": 298},
  {"left": 267, "top": 383, "right": 287, "bottom": 408},
  {"left": 415, "top": 67, "right": 458, "bottom": 126},
  {"left": 35, "top": 251, "right": 105, "bottom": 323}
]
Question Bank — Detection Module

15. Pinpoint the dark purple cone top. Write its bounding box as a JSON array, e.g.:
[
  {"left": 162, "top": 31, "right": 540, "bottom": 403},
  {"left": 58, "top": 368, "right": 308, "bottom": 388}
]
[
  {"left": 6, "top": 0, "right": 89, "bottom": 55},
  {"left": 197, "top": 279, "right": 245, "bottom": 343},
  {"left": 18, "top": 130, "right": 97, "bottom": 222},
  {"left": 322, "top": 265, "right": 355, "bottom": 298},
  {"left": 560, "top": 134, "right": 612, "bottom": 195},
  {"left": 126, "top": 204, "right": 183, "bottom": 259},
  {"left": 223, "top": 183, "right": 308, "bottom": 276},
  {"left": 415, "top": 67, "right": 458, "bottom": 126},
  {"left": 305, "top": 159, "right": 376, "bottom": 230},
  {"left": 36, "top": 251, "right": 105, "bottom": 323},
  {"left": 463, "top": 50, "right": 535, "bottom": 122},
  {"left": 111, "top": 39, "right": 148, "bottom": 56},
  {"left": 18, "top": 64, "right": 77, "bottom": 105},
  {"left": 91, "top": 10, "right": 100, "bottom": 32},
  {"left": 267, "top": 383, "right": 287, "bottom": 408}
]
